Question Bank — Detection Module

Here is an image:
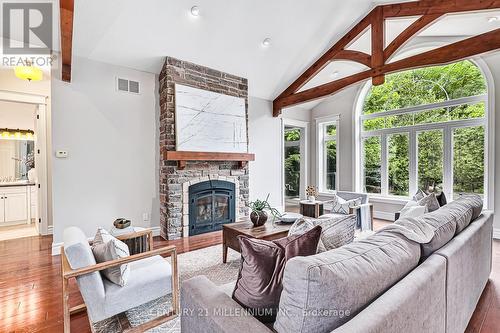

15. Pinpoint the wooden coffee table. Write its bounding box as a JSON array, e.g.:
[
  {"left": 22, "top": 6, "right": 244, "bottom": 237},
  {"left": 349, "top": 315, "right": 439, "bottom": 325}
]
[{"left": 222, "top": 220, "right": 292, "bottom": 263}]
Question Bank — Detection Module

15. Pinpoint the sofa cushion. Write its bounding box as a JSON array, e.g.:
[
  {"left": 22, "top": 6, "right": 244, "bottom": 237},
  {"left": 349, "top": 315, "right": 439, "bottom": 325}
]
[
  {"left": 232, "top": 226, "right": 322, "bottom": 323},
  {"left": 274, "top": 230, "right": 420, "bottom": 333},
  {"left": 397, "top": 208, "right": 456, "bottom": 258},
  {"left": 445, "top": 194, "right": 483, "bottom": 233},
  {"left": 92, "top": 228, "right": 131, "bottom": 286},
  {"left": 288, "top": 215, "right": 356, "bottom": 252}
]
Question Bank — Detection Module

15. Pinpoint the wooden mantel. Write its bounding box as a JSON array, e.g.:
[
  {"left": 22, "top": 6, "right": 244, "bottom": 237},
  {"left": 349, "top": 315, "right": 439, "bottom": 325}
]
[{"left": 164, "top": 151, "right": 255, "bottom": 170}]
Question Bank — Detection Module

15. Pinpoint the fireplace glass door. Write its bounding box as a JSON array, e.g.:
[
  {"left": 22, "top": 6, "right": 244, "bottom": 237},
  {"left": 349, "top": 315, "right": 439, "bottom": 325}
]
[{"left": 189, "top": 180, "right": 235, "bottom": 236}]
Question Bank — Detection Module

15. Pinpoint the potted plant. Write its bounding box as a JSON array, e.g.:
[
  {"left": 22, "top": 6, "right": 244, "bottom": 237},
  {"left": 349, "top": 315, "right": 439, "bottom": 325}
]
[{"left": 248, "top": 194, "right": 282, "bottom": 227}]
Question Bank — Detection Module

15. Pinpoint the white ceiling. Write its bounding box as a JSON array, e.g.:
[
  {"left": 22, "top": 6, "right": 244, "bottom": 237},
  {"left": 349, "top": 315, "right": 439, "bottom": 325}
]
[{"left": 2, "top": 0, "right": 500, "bottom": 106}]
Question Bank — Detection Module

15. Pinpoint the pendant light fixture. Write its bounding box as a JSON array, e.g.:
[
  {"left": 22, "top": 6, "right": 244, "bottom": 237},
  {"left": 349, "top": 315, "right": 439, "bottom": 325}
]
[{"left": 14, "top": 60, "right": 43, "bottom": 82}]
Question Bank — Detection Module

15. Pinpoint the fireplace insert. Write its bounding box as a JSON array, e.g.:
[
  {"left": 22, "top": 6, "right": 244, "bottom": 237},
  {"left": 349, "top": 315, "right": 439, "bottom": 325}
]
[{"left": 188, "top": 180, "right": 236, "bottom": 236}]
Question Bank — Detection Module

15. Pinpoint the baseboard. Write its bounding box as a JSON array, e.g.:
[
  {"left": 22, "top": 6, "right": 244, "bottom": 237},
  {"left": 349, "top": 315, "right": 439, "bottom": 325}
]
[
  {"left": 150, "top": 226, "right": 161, "bottom": 237},
  {"left": 51, "top": 226, "right": 162, "bottom": 256},
  {"left": 494, "top": 228, "right": 500, "bottom": 240},
  {"left": 374, "top": 210, "right": 395, "bottom": 222}
]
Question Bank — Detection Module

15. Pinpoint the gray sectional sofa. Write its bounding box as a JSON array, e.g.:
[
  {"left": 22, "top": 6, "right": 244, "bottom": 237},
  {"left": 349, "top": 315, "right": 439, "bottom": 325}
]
[{"left": 181, "top": 195, "right": 493, "bottom": 333}]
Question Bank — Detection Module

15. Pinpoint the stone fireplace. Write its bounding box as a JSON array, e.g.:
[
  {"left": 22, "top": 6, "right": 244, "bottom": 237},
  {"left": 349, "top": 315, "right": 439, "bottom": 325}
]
[{"left": 159, "top": 57, "right": 249, "bottom": 239}]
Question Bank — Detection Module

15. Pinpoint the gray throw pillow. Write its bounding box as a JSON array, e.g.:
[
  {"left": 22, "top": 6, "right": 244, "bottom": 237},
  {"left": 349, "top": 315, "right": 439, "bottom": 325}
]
[
  {"left": 92, "top": 228, "right": 130, "bottom": 286},
  {"left": 288, "top": 215, "right": 356, "bottom": 252},
  {"left": 417, "top": 192, "right": 440, "bottom": 212}
]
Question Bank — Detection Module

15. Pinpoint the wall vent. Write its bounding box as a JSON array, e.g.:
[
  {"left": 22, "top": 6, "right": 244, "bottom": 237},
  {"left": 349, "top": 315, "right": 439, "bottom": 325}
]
[{"left": 117, "top": 77, "right": 140, "bottom": 94}]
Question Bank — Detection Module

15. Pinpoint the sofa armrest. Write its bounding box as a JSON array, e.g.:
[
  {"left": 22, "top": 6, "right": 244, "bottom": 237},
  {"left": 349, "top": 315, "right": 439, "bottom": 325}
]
[{"left": 181, "top": 275, "right": 271, "bottom": 333}]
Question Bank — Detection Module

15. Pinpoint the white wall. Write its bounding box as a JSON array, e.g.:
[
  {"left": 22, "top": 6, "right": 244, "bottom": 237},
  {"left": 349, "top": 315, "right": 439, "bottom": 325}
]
[
  {"left": 482, "top": 53, "right": 500, "bottom": 233},
  {"left": 51, "top": 56, "right": 159, "bottom": 243},
  {"left": 248, "top": 97, "right": 309, "bottom": 210},
  {"left": 0, "top": 101, "right": 36, "bottom": 130},
  {"left": 310, "top": 85, "right": 360, "bottom": 192}
]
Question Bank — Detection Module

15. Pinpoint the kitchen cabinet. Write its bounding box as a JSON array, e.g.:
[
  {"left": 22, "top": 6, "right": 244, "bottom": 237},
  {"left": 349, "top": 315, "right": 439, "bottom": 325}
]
[{"left": 0, "top": 186, "right": 29, "bottom": 224}]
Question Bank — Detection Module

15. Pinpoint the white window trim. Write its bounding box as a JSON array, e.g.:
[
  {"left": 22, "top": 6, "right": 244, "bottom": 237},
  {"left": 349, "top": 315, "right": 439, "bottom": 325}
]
[
  {"left": 359, "top": 88, "right": 489, "bottom": 205},
  {"left": 316, "top": 115, "right": 339, "bottom": 194},
  {"left": 281, "top": 118, "right": 309, "bottom": 207}
]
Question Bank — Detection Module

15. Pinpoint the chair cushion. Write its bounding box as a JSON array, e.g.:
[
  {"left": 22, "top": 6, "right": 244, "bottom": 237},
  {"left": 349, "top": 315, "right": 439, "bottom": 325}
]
[
  {"left": 63, "top": 227, "right": 106, "bottom": 323},
  {"left": 92, "top": 228, "right": 130, "bottom": 286},
  {"left": 330, "top": 194, "right": 362, "bottom": 214},
  {"left": 232, "top": 226, "right": 322, "bottom": 323},
  {"left": 274, "top": 230, "right": 420, "bottom": 333},
  {"left": 101, "top": 255, "right": 173, "bottom": 321}
]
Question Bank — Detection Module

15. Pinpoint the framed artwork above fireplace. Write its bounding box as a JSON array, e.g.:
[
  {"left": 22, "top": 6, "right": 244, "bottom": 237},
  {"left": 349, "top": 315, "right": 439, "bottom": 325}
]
[{"left": 175, "top": 84, "right": 247, "bottom": 153}]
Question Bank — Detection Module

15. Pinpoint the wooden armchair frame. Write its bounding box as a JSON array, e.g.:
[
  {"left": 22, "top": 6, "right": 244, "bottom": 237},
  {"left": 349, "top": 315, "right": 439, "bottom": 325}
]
[{"left": 60, "top": 231, "right": 179, "bottom": 333}]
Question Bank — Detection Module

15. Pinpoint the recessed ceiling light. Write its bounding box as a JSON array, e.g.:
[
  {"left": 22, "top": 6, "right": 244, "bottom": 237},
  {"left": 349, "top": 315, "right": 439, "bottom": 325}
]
[
  {"left": 262, "top": 38, "right": 271, "bottom": 47},
  {"left": 488, "top": 16, "right": 499, "bottom": 23},
  {"left": 190, "top": 6, "right": 200, "bottom": 17},
  {"left": 331, "top": 71, "right": 340, "bottom": 79}
]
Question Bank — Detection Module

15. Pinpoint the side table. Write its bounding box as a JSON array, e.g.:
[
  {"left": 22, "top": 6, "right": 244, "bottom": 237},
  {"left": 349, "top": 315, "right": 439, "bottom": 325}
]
[{"left": 300, "top": 200, "right": 324, "bottom": 218}]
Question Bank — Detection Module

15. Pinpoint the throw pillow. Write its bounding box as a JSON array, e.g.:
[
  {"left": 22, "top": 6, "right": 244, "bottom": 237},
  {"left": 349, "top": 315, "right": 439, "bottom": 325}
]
[
  {"left": 288, "top": 215, "right": 356, "bottom": 252},
  {"left": 417, "top": 192, "right": 440, "bottom": 212},
  {"left": 92, "top": 228, "right": 130, "bottom": 286},
  {"left": 331, "top": 195, "right": 362, "bottom": 214},
  {"left": 435, "top": 191, "right": 447, "bottom": 207},
  {"left": 412, "top": 189, "right": 427, "bottom": 201},
  {"left": 232, "top": 226, "right": 322, "bottom": 323}
]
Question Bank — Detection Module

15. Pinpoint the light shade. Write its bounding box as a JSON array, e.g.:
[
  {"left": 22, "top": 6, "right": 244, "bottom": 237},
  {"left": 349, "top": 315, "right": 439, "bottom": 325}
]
[{"left": 14, "top": 65, "right": 43, "bottom": 81}]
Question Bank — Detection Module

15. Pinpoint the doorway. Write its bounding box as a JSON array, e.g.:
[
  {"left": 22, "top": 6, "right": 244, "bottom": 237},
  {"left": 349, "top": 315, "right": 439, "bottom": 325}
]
[
  {"left": 282, "top": 119, "right": 308, "bottom": 213},
  {"left": 0, "top": 91, "right": 50, "bottom": 240}
]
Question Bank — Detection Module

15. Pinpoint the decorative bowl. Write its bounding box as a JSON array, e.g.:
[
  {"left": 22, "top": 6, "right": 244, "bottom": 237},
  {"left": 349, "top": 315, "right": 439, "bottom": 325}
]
[
  {"left": 279, "top": 212, "right": 303, "bottom": 223},
  {"left": 113, "top": 218, "right": 131, "bottom": 229}
]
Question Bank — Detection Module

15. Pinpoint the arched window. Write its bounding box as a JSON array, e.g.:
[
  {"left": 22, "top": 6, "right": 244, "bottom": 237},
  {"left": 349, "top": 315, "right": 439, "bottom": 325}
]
[{"left": 359, "top": 60, "right": 489, "bottom": 202}]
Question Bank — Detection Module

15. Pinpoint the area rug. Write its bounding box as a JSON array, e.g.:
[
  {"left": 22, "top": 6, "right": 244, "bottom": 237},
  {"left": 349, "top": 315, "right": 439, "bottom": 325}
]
[{"left": 92, "top": 245, "right": 241, "bottom": 333}]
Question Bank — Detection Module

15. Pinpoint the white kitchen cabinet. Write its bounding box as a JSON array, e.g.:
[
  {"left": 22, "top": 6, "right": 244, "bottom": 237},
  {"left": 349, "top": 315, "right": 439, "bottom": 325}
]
[
  {"left": 4, "top": 192, "right": 28, "bottom": 222},
  {"left": 0, "top": 186, "right": 29, "bottom": 224}
]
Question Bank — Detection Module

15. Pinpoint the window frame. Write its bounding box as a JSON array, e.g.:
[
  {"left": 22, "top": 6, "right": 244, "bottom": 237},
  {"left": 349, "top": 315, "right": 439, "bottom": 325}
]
[
  {"left": 360, "top": 91, "right": 487, "bottom": 202},
  {"left": 316, "top": 115, "right": 339, "bottom": 194}
]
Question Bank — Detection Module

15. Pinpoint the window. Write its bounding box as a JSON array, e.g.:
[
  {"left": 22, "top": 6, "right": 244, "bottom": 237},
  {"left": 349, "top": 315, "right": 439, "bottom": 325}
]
[
  {"left": 360, "top": 60, "right": 488, "bottom": 201},
  {"left": 317, "top": 117, "right": 338, "bottom": 192}
]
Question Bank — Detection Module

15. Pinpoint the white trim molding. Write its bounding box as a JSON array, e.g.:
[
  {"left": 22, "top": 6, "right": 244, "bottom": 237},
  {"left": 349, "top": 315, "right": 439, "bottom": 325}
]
[
  {"left": 373, "top": 210, "right": 395, "bottom": 221},
  {"left": 315, "top": 115, "right": 340, "bottom": 193},
  {"left": 493, "top": 228, "right": 500, "bottom": 240}
]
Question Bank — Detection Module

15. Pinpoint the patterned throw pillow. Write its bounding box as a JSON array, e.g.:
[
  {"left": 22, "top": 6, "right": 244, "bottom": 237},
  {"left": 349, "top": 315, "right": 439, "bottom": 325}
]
[
  {"left": 92, "top": 228, "right": 130, "bottom": 286},
  {"left": 417, "top": 192, "right": 441, "bottom": 213},
  {"left": 288, "top": 215, "right": 357, "bottom": 252},
  {"left": 413, "top": 189, "right": 427, "bottom": 201},
  {"left": 330, "top": 195, "right": 362, "bottom": 214}
]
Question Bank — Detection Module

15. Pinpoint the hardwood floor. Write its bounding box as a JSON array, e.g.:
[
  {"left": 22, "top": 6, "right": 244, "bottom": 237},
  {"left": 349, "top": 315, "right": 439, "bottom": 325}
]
[{"left": 0, "top": 223, "right": 499, "bottom": 332}]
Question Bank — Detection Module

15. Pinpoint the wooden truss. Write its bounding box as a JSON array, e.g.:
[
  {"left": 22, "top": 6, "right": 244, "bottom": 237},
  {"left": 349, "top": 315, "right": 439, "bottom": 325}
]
[
  {"left": 60, "top": 0, "right": 74, "bottom": 82},
  {"left": 273, "top": 0, "right": 500, "bottom": 116}
]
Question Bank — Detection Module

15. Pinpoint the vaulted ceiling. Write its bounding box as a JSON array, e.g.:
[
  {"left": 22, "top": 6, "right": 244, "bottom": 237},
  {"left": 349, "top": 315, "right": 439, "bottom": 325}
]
[{"left": 3, "top": 0, "right": 500, "bottom": 106}]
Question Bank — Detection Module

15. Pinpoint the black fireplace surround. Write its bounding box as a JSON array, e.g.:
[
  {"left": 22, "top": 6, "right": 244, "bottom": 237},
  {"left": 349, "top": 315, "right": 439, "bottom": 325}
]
[{"left": 189, "top": 180, "right": 236, "bottom": 236}]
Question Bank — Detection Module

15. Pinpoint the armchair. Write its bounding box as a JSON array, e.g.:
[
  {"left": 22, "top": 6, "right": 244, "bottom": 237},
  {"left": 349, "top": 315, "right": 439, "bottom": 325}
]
[
  {"left": 318, "top": 191, "right": 373, "bottom": 231},
  {"left": 61, "top": 227, "right": 179, "bottom": 332}
]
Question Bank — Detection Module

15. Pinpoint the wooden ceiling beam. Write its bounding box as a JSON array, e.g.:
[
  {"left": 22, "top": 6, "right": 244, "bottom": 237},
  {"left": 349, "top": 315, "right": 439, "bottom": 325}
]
[
  {"left": 274, "top": 13, "right": 373, "bottom": 103},
  {"left": 273, "top": 0, "right": 500, "bottom": 117},
  {"left": 384, "top": 13, "right": 443, "bottom": 62},
  {"left": 274, "top": 28, "right": 500, "bottom": 112},
  {"left": 60, "top": 0, "right": 74, "bottom": 82},
  {"left": 382, "top": 0, "right": 500, "bottom": 18}
]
